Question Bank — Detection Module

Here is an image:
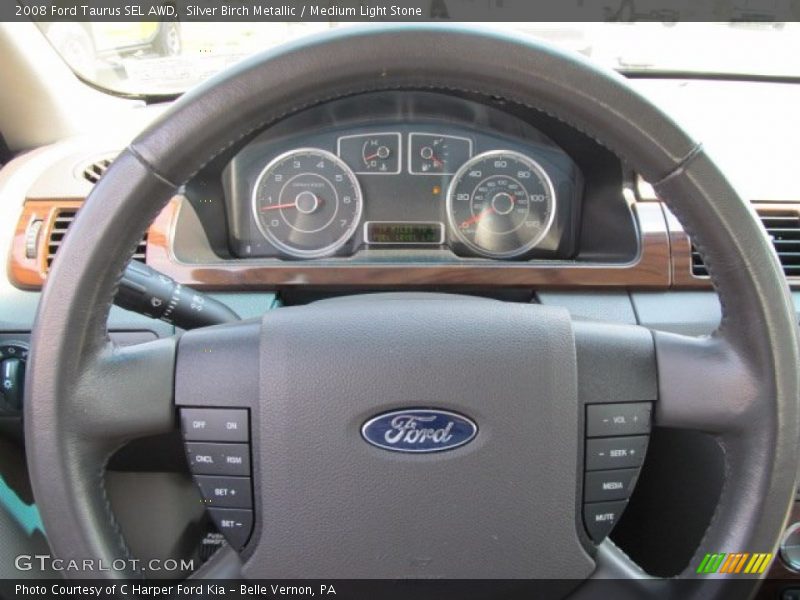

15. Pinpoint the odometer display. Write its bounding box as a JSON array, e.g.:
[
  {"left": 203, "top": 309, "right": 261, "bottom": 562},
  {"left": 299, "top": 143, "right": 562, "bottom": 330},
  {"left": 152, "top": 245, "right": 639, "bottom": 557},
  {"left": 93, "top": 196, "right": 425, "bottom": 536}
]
[
  {"left": 252, "top": 148, "right": 363, "bottom": 258},
  {"left": 365, "top": 222, "right": 444, "bottom": 245},
  {"left": 446, "top": 150, "right": 556, "bottom": 258}
]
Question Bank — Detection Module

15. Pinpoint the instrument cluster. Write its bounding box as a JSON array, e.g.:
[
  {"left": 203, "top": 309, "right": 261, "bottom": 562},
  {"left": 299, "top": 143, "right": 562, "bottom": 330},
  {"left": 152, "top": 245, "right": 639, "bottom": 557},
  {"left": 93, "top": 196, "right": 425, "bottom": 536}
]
[{"left": 226, "top": 115, "right": 582, "bottom": 262}]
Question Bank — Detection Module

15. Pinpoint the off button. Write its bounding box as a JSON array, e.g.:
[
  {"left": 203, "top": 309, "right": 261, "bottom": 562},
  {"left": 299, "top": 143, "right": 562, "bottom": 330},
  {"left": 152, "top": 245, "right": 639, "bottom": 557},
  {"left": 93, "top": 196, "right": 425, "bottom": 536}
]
[{"left": 181, "top": 408, "right": 249, "bottom": 443}]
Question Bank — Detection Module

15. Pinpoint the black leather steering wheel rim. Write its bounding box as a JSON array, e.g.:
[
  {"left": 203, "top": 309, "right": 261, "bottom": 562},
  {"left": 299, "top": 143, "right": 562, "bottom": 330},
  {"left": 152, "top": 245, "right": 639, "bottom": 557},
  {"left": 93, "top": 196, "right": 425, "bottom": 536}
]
[{"left": 24, "top": 24, "right": 800, "bottom": 596}]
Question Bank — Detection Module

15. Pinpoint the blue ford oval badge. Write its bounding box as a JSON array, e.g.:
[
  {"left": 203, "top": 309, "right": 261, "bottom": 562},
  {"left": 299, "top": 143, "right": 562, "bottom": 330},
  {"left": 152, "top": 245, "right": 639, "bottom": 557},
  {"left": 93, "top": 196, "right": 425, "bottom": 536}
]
[{"left": 361, "top": 409, "right": 478, "bottom": 453}]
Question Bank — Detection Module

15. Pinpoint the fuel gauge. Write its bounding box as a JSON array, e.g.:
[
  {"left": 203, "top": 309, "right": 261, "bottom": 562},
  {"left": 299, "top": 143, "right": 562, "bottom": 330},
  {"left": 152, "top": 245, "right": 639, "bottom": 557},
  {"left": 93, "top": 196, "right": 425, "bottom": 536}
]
[
  {"left": 337, "top": 132, "right": 401, "bottom": 175},
  {"left": 409, "top": 133, "right": 472, "bottom": 175}
]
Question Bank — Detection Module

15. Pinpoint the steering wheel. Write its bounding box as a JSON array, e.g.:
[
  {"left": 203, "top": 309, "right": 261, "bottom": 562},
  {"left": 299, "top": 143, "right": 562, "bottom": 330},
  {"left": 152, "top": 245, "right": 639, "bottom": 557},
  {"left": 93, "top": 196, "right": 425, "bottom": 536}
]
[{"left": 24, "top": 25, "right": 800, "bottom": 598}]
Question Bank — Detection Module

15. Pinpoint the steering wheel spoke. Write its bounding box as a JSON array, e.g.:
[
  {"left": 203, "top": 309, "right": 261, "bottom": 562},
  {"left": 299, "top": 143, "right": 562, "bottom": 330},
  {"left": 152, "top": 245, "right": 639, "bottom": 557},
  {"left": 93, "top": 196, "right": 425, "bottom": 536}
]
[
  {"left": 653, "top": 332, "right": 761, "bottom": 435},
  {"left": 71, "top": 336, "right": 178, "bottom": 446}
]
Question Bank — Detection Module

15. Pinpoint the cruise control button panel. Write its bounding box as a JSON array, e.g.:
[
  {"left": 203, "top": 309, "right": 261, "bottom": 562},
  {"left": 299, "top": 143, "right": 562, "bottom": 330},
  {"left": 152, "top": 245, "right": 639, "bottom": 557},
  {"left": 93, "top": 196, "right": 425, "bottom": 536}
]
[
  {"left": 582, "top": 402, "right": 652, "bottom": 543},
  {"left": 181, "top": 408, "right": 254, "bottom": 550}
]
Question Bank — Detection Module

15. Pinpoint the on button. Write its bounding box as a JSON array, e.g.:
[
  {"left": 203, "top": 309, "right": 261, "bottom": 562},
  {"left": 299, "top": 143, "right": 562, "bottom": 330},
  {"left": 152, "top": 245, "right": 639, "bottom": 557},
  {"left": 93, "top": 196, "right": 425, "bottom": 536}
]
[{"left": 181, "top": 408, "right": 249, "bottom": 442}]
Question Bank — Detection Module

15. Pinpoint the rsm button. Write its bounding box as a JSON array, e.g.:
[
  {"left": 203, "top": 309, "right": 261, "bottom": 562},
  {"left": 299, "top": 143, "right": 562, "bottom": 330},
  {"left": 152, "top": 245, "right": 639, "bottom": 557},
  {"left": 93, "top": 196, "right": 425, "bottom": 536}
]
[{"left": 186, "top": 442, "right": 250, "bottom": 476}]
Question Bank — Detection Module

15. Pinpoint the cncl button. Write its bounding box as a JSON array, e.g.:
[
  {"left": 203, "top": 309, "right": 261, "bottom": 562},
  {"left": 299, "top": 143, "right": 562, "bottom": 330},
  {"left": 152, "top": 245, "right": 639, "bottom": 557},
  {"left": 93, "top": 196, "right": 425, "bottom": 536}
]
[
  {"left": 186, "top": 442, "right": 250, "bottom": 476},
  {"left": 181, "top": 408, "right": 249, "bottom": 442}
]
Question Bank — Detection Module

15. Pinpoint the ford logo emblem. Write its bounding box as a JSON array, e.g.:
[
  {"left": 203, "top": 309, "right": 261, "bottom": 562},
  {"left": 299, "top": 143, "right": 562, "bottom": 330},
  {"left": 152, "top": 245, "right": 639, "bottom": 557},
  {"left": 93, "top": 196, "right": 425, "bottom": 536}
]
[{"left": 361, "top": 409, "right": 478, "bottom": 453}]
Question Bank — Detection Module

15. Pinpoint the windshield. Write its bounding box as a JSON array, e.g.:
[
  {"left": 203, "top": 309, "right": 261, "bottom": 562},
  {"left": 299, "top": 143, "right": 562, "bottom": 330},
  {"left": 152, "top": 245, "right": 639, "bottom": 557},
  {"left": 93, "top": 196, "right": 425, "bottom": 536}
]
[{"left": 39, "top": 21, "right": 800, "bottom": 96}]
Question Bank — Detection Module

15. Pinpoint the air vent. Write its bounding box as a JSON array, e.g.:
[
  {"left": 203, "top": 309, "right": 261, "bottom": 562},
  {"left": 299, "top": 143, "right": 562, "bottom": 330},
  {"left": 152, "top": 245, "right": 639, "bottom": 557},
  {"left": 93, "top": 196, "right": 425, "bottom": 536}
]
[
  {"left": 46, "top": 209, "right": 147, "bottom": 270},
  {"left": 692, "top": 209, "right": 800, "bottom": 277},
  {"left": 81, "top": 157, "right": 113, "bottom": 184}
]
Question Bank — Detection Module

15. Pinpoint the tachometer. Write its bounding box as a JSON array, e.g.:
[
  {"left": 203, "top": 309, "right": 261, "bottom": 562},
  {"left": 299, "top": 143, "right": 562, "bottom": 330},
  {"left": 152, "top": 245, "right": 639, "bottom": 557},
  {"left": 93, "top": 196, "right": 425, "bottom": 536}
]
[
  {"left": 252, "top": 148, "right": 363, "bottom": 258},
  {"left": 446, "top": 150, "right": 556, "bottom": 258}
]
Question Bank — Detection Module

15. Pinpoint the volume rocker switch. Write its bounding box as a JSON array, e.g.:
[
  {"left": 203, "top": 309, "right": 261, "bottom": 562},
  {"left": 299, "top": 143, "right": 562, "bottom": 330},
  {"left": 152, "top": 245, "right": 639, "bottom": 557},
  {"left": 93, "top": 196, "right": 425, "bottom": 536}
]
[{"left": 586, "top": 403, "right": 651, "bottom": 438}]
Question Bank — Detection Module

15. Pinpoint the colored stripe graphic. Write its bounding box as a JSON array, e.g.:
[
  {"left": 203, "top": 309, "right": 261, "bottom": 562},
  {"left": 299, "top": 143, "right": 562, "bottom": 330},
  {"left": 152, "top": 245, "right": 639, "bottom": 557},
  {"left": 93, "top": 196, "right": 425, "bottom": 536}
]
[{"left": 698, "top": 552, "right": 773, "bottom": 574}]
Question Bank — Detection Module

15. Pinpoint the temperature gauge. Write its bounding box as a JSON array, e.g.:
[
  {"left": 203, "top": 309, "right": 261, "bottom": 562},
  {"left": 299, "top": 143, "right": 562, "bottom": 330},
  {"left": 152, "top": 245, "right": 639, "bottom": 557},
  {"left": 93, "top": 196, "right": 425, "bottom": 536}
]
[
  {"left": 409, "top": 133, "right": 472, "bottom": 175},
  {"left": 337, "top": 132, "right": 401, "bottom": 175}
]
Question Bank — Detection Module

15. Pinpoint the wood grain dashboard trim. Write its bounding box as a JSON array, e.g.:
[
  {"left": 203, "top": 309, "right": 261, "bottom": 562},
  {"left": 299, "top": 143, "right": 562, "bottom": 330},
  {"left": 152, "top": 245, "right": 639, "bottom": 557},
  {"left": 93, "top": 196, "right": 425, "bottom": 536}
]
[
  {"left": 8, "top": 199, "right": 84, "bottom": 289},
  {"left": 145, "top": 199, "right": 671, "bottom": 289},
  {"left": 668, "top": 202, "right": 800, "bottom": 289},
  {"left": 10, "top": 197, "right": 671, "bottom": 290}
]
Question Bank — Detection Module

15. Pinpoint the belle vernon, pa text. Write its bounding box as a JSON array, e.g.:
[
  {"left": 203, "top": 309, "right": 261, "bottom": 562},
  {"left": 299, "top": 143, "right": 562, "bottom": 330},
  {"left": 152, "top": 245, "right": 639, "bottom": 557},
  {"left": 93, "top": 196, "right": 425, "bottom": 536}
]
[
  {"left": 16, "top": 583, "right": 338, "bottom": 597},
  {"left": 186, "top": 4, "right": 423, "bottom": 17}
]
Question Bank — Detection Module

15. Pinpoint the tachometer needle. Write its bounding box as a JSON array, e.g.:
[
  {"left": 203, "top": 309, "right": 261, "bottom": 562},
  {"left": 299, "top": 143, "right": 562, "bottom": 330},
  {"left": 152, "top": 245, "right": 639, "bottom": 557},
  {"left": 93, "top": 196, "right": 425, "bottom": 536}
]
[
  {"left": 260, "top": 202, "right": 297, "bottom": 211},
  {"left": 460, "top": 207, "right": 495, "bottom": 229}
]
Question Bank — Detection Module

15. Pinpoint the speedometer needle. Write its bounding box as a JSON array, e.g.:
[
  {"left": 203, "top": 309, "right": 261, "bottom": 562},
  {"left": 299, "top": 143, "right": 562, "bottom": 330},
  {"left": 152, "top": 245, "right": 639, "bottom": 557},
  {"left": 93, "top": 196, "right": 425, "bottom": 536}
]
[{"left": 460, "top": 207, "right": 495, "bottom": 229}]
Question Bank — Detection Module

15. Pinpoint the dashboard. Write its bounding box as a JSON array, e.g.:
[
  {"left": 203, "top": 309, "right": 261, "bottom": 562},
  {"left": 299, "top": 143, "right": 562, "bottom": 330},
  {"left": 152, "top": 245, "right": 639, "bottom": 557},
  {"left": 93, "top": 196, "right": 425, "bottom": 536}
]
[
  {"left": 224, "top": 99, "right": 581, "bottom": 261},
  {"left": 182, "top": 91, "right": 623, "bottom": 270},
  {"left": 15, "top": 85, "right": 800, "bottom": 293}
]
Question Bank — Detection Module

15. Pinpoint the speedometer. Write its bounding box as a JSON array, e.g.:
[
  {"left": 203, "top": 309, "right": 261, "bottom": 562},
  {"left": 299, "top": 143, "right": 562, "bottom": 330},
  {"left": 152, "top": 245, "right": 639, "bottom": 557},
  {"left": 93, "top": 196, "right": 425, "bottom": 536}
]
[
  {"left": 252, "top": 148, "right": 363, "bottom": 258},
  {"left": 446, "top": 150, "right": 556, "bottom": 258}
]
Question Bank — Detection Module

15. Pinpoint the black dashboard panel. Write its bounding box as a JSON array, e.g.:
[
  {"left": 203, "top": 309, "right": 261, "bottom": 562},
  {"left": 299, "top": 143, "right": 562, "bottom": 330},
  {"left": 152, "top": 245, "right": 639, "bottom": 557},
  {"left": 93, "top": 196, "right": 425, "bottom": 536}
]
[{"left": 222, "top": 92, "right": 583, "bottom": 262}]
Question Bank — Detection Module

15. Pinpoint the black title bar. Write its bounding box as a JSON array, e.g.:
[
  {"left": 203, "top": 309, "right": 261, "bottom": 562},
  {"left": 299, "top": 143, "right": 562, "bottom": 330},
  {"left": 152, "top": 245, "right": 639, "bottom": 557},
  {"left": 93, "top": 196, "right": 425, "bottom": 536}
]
[{"left": 7, "top": 0, "right": 800, "bottom": 22}]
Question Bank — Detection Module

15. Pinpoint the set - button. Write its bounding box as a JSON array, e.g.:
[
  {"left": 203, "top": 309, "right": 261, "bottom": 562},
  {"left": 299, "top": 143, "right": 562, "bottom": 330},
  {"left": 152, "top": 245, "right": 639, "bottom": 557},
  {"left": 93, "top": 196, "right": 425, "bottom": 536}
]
[
  {"left": 180, "top": 408, "right": 253, "bottom": 550},
  {"left": 583, "top": 402, "right": 651, "bottom": 543}
]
